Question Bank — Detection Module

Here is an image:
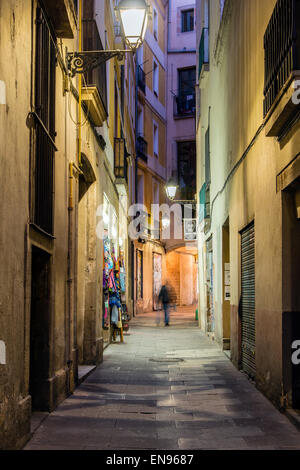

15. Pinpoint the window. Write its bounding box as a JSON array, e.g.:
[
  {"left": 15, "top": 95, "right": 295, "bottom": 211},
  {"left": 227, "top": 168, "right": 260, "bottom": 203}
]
[
  {"left": 179, "top": 67, "right": 196, "bottom": 96},
  {"left": 153, "top": 61, "right": 159, "bottom": 96},
  {"left": 263, "top": 0, "right": 300, "bottom": 117},
  {"left": 34, "top": 7, "right": 56, "bottom": 235},
  {"left": 136, "top": 250, "right": 143, "bottom": 299},
  {"left": 181, "top": 9, "right": 194, "bottom": 33},
  {"left": 177, "top": 141, "right": 196, "bottom": 200},
  {"left": 138, "top": 173, "right": 144, "bottom": 205},
  {"left": 137, "top": 44, "right": 143, "bottom": 66},
  {"left": 153, "top": 9, "right": 158, "bottom": 40},
  {"left": 82, "top": 4, "right": 108, "bottom": 111},
  {"left": 153, "top": 123, "right": 159, "bottom": 158},
  {"left": 137, "top": 106, "right": 144, "bottom": 135},
  {"left": 152, "top": 182, "right": 160, "bottom": 239},
  {"left": 175, "top": 67, "right": 196, "bottom": 116}
]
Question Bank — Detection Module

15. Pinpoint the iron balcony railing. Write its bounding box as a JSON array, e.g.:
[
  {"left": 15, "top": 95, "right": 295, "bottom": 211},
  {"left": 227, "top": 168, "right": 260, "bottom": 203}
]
[
  {"left": 34, "top": 118, "right": 56, "bottom": 235},
  {"left": 198, "top": 27, "right": 209, "bottom": 77},
  {"left": 174, "top": 92, "right": 196, "bottom": 117},
  {"left": 136, "top": 135, "right": 148, "bottom": 162},
  {"left": 114, "top": 138, "right": 128, "bottom": 182},
  {"left": 138, "top": 65, "right": 146, "bottom": 93},
  {"left": 34, "top": 7, "right": 56, "bottom": 236},
  {"left": 264, "top": 0, "right": 300, "bottom": 117},
  {"left": 82, "top": 19, "right": 108, "bottom": 112}
]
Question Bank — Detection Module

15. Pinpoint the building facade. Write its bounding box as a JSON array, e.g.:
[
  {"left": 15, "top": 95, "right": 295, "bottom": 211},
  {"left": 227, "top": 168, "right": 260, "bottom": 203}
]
[
  {"left": 133, "top": 0, "right": 198, "bottom": 312},
  {"left": 0, "top": 0, "right": 136, "bottom": 449},
  {"left": 164, "top": 0, "right": 197, "bottom": 306},
  {"left": 134, "top": 0, "right": 168, "bottom": 314},
  {"left": 196, "top": 0, "right": 300, "bottom": 409}
]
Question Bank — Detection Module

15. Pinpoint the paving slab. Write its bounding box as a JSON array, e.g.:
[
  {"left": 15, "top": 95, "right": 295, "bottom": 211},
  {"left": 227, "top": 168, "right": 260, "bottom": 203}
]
[{"left": 24, "top": 309, "right": 300, "bottom": 450}]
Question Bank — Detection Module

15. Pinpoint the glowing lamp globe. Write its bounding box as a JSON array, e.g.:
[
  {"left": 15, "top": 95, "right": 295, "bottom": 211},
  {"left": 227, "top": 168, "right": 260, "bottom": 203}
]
[{"left": 116, "top": 0, "right": 149, "bottom": 51}]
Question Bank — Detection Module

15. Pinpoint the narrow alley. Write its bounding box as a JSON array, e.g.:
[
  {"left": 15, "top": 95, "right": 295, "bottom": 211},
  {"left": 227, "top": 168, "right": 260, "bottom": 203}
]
[{"left": 24, "top": 309, "right": 300, "bottom": 451}]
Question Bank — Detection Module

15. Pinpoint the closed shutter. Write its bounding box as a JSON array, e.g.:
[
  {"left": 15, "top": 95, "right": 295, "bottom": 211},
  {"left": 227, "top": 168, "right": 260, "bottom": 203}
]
[{"left": 241, "top": 222, "right": 256, "bottom": 378}]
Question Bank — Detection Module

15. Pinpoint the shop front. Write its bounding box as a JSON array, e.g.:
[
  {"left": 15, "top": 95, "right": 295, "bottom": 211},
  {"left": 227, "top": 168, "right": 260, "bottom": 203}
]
[{"left": 102, "top": 194, "right": 129, "bottom": 346}]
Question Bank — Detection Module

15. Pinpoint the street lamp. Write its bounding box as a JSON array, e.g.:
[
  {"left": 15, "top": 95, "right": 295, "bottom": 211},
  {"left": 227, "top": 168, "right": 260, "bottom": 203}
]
[
  {"left": 165, "top": 176, "right": 178, "bottom": 200},
  {"left": 116, "top": 0, "right": 149, "bottom": 50},
  {"left": 67, "top": 0, "right": 150, "bottom": 77}
]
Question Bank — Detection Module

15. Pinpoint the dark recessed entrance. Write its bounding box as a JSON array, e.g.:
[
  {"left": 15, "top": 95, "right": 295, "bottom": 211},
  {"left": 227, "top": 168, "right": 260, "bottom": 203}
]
[{"left": 30, "top": 246, "right": 51, "bottom": 411}]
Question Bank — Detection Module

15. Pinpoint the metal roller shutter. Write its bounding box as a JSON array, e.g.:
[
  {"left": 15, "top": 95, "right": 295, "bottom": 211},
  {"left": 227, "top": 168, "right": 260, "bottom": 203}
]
[{"left": 241, "top": 222, "right": 256, "bottom": 378}]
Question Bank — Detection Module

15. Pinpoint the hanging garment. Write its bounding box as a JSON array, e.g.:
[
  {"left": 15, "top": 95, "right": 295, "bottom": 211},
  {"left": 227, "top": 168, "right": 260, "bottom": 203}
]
[
  {"left": 111, "top": 304, "right": 119, "bottom": 324},
  {"left": 119, "top": 272, "right": 126, "bottom": 293}
]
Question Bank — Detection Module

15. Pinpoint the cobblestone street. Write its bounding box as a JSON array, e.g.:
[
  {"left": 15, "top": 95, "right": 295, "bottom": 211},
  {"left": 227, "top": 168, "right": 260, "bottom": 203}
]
[{"left": 24, "top": 309, "right": 300, "bottom": 450}]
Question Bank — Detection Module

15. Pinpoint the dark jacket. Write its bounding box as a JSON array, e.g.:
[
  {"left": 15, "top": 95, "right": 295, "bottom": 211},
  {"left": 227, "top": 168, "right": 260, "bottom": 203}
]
[{"left": 158, "top": 285, "right": 169, "bottom": 304}]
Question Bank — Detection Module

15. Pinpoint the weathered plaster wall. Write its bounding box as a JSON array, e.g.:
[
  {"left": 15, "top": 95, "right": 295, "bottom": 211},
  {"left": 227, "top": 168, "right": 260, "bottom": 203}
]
[
  {"left": 196, "top": 0, "right": 300, "bottom": 406},
  {"left": 0, "top": 0, "right": 33, "bottom": 450}
]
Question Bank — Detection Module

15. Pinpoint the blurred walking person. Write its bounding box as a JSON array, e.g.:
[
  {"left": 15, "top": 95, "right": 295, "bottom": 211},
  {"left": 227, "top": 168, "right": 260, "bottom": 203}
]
[{"left": 158, "top": 284, "right": 170, "bottom": 326}]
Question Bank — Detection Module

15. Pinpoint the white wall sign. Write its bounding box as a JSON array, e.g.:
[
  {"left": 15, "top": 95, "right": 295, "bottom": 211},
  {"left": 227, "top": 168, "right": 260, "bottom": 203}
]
[
  {"left": 184, "top": 219, "right": 197, "bottom": 241},
  {"left": 0, "top": 341, "right": 6, "bottom": 365},
  {"left": 0, "top": 80, "right": 6, "bottom": 105},
  {"left": 224, "top": 285, "right": 231, "bottom": 301},
  {"left": 224, "top": 263, "right": 231, "bottom": 301}
]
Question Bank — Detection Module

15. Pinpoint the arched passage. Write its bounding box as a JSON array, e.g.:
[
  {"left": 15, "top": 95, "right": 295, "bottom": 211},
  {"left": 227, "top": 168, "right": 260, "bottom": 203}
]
[{"left": 165, "top": 246, "right": 198, "bottom": 307}]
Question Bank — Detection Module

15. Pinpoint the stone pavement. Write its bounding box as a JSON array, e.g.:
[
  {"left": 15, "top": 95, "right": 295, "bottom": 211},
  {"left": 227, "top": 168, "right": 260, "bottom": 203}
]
[{"left": 24, "top": 308, "right": 300, "bottom": 450}]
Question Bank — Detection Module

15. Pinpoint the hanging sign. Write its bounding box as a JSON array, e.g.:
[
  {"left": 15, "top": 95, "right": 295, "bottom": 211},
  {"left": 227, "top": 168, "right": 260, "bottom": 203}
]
[{"left": 184, "top": 219, "right": 197, "bottom": 241}]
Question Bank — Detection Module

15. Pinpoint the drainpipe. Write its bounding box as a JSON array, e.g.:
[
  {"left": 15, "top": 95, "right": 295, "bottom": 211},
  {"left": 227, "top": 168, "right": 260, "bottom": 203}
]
[
  {"left": 167, "top": 0, "right": 171, "bottom": 53},
  {"left": 67, "top": 161, "right": 75, "bottom": 393},
  {"left": 133, "top": 53, "right": 139, "bottom": 317},
  {"left": 68, "top": 161, "right": 83, "bottom": 389},
  {"left": 135, "top": 55, "right": 139, "bottom": 206},
  {"left": 78, "top": 0, "right": 82, "bottom": 167},
  {"left": 67, "top": 0, "right": 83, "bottom": 389}
]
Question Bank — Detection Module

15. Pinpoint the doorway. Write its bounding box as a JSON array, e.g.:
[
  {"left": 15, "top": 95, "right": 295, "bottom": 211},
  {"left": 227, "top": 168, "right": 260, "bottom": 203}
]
[
  {"left": 222, "top": 218, "right": 231, "bottom": 351},
  {"left": 206, "top": 237, "right": 214, "bottom": 333},
  {"left": 282, "top": 184, "right": 300, "bottom": 409},
  {"left": 30, "top": 246, "right": 51, "bottom": 411}
]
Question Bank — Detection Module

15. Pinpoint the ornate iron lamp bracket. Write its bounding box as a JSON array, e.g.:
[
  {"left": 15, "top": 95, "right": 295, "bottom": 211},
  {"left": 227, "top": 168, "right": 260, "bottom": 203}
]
[{"left": 66, "top": 50, "right": 131, "bottom": 77}]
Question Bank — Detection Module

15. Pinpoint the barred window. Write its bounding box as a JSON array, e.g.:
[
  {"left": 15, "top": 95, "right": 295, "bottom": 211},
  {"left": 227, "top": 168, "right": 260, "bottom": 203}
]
[{"left": 33, "top": 7, "right": 56, "bottom": 235}]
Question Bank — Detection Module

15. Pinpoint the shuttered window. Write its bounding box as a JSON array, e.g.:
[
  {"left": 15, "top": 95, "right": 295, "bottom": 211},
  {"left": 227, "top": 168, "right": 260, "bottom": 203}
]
[{"left": 241, "top": 222, "right": 256, "bottom": 378}]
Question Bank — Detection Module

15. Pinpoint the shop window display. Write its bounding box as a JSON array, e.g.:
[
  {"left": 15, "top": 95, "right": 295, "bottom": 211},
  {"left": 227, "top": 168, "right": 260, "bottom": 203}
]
[{"left": 102, "top": 203, "right": 129, "bottom": 341}]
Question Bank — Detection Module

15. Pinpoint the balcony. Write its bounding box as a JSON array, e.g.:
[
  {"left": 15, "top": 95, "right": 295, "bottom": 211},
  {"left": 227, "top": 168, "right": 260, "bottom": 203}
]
[
  {"left": 138, "top": 66, "right": 146, "bottom": 94},
  {"left": 174, "top": 92, "right": 196, "bottom": 118},
  {"left": 198, "top": 27, "right": 209, "bottom": 88},
  {"left": 264, "top": 0, "right": 300, "bottom": 136},
  {"left": 114, "top": 138, "right": 128, "bottom": 183},
  {"left": 82, "top": 19, "right": 108, "bottom": 126},
  {"left": 136, "top": 135, "right": 148, "bottom": 163},
  {"left": 42, "top": 0, "right": 77, "bottom": 38}
]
